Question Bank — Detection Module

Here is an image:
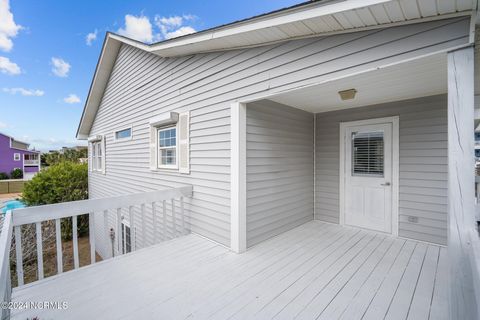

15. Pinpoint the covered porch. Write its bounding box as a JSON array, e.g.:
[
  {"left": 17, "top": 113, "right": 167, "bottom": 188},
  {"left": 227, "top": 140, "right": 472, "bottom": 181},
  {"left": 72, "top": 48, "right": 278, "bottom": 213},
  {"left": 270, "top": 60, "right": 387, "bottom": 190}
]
[
  {"left": 10, "top": 220, "right": 447, "bottom": 320},
  {"left": 230, "top": 46, "right": 479, "bottom": 318}
]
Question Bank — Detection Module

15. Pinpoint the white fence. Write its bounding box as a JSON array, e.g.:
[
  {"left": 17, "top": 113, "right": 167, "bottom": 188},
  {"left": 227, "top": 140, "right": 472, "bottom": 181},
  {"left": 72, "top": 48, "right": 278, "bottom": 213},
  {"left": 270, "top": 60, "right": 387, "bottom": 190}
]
[{"left": 0, "top": 186, "right": 192, "bottom": 320}]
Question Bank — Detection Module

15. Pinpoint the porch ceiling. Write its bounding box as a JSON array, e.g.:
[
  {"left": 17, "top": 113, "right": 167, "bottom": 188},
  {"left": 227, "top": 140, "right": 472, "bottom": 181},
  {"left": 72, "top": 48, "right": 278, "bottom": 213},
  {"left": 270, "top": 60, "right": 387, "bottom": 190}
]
[{"left": 269, "top": 53, "right": 447, "bottom": 113}]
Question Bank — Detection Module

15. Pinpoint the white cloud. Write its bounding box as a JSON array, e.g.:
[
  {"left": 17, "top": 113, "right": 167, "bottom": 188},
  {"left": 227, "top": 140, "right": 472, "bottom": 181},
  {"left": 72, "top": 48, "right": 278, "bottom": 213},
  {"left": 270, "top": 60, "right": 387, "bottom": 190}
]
[
  {"left": 3, "top": 87, "right": 44, "bottom": 96},
  {"left": 0, "top": 0, "right": 22, "bottom": 52},
  {"left": 117, "top": 15, "right": 153, "bottom": 43},
  {"left": 154, "top": 14, "right": 196, "bottom": 40},
  {"left": 63, "top": 94, "right": 80, "bottom": 104},
  {"left": 0, "top": 56, "right": 20, "bottom": 75},
  {"left": 86, "top": 29, "right": 97, "bottom": 46},
  {"left": 155, "top": 16, "right": 183, "bottom": 28},
  {"left": 51, "top": 57, "right": 70, "bottom": 77},
  {"left": 164, "top": 26, "right": 196, "bottom": 39}
]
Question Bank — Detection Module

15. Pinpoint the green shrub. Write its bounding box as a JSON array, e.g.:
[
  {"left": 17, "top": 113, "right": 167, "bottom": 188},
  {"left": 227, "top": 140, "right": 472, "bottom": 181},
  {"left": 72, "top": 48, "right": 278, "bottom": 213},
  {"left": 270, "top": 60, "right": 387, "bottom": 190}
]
[
  {"left": 0, "top": 172, "right": 8, "bottom": 180},
  {"left": 10, "top": 168, "right": 23, "bottom": 179},
  {"left": 22, "top": 161, "right": 89, "bottom": 240}
]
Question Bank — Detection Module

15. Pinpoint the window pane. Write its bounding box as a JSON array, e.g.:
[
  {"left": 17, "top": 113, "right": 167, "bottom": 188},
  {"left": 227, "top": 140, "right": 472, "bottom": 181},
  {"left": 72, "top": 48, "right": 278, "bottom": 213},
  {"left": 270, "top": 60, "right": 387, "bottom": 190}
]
[
  {"left": 159, "top": 128, "right": 176, "bottom": 147},
  {"left": 352, "top": 131, "right": 384, "bottom": 176},
  {"left": 160, "top": 148, "right": 176, "bottom": 166},
  {"left": 115, "top": 128, "right": 132, "bottom": 140}
]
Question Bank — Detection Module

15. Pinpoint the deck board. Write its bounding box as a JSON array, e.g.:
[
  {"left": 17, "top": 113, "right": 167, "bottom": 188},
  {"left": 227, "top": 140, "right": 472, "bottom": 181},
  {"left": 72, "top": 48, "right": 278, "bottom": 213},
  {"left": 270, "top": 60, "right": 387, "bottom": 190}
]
[{"left": 10, "top": 221, "right": 447, "bottom": 320}]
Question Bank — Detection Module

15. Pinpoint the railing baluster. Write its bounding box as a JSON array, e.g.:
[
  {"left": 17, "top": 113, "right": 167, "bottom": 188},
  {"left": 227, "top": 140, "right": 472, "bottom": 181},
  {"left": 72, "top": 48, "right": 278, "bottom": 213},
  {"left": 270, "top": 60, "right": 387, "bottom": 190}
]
[
  {"left": 89, "top": 212, "right": 96, "bottom": 264},
  {"left": 55, "top": 219, "right": 63, "bottom": 274},
  {"left": 152, "top": 202, "right": 158, "bottom": 244},
  {"left": 14, "top": 226, "right": 24, "bottom": 286},
  {"left": 72, "top": 216, "right": 79, "bottom": 269},
  {"left": 171, "top": 199, "right": 176, "bottom": 238},
  {"left": 141, "top": 204, "right": 146, "bottom": 248},
  {"left": 162, "top": 200, "right": 167, "bottom": 240},
  {"left": 129, "top": 206, "right": 134, "bottom": 251},
  {"left": 180, "top": 197, "right": 185, "bottom": 235},
  {"left": 103, "top": 210, "right": 109, "bottom": 257},
  {"left": 35, "top": 222, "right": 44, "bottom": 280},
  {"left": 116, "top": 208, "right": 122, "bottom": 255}
]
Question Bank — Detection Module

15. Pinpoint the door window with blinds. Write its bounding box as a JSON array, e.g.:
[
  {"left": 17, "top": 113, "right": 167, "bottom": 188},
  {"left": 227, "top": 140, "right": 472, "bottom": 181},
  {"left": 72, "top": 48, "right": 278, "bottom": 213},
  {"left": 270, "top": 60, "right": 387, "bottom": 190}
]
[{"left": 351, "top": 131, "right": 384, "bottom": 177}]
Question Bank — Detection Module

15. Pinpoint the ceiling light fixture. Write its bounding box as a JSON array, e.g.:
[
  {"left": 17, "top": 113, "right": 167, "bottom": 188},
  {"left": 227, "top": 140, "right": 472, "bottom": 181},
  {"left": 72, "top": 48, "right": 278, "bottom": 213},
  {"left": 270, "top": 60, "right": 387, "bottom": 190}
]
[{"left": 338, "top": 88, "right": 357, "bottom": 101}]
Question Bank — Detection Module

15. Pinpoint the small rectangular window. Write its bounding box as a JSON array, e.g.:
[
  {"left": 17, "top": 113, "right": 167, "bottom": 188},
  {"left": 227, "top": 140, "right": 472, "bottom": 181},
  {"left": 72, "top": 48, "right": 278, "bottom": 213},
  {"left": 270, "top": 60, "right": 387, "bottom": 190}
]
[
  {"left": 91, "top": 141, "right": 103, "bottom": 172},
  {"left": 157, "top": 127, "right": 177, "bottom": 169},
  {"left": 13, "top": 153, "right": 20, "bottom": 161},
  {"left": 352, "top": 131, "right": 384, "bottom": 177},
  {"left": 115, "top": 128, "right": 132, "bottom": 140}
]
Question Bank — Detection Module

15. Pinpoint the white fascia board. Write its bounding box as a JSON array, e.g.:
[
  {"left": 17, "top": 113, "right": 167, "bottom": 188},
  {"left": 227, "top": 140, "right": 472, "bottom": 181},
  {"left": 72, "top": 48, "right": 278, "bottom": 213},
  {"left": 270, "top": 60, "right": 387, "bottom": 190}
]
[
  {"left": 76, "top": 36, "right": 122, "bottom": 140},
  {"left": 149, "top": 0, "right": 391, "bottom": 53}
]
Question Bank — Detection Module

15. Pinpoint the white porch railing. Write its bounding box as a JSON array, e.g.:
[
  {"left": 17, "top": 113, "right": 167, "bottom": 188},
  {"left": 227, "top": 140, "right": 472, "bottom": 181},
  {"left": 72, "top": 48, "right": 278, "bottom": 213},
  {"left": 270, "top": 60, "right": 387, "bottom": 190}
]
[
  {"left": 0, "top": 186, "right": 192, "bottom": 320},
  {"left": 23, "top": 160, "right": 39, "bottom": 166}
]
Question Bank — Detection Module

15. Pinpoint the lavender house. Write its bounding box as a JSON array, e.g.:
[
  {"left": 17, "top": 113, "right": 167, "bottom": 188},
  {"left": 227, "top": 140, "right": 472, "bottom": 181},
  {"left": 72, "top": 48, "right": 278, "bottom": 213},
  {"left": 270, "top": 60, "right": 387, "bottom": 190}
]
[{"left": 0, "top": 132, "right": 40, "bottom": 180}]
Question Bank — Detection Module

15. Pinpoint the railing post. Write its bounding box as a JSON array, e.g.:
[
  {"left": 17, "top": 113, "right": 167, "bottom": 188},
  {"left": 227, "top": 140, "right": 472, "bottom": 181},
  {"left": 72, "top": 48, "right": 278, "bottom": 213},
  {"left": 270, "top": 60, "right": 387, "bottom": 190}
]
[
  {"left": 128, "top": 206, "right": 135, "bottom": 251},
  {"left": 35, "top": 222, "right": 44, "bottom": 280},
  {"left": 72, "top": 216, "right": 79, "bottom": 269},
  {"left": 180, "top": 197, "right": 185, "bottom": 235},
  {"left": 171, "top": 199, "right": 176, "bottom": 238},
  {"left": 0, "top": 212, "right": 12, "bottom": 320},
  {"left": 116, "top": 208, "right": 122, "bottom": 255},
  {"left": 89, "top": 212, "right": 96, "bottom": 264},
  {"left": 162, "top": 200, "right": 167, "bottom": 240},
  {"left": 103, "top": 210, "right": 109, "bottom": 257},
  {"left": 14, "top": 226, "right": 24, "bottom": 286},
  {"left": 141, "top": 204, "right": 146, "bottom": 248},
  {"left": 152, "top": 202, "right": 158, "bottom": 244},
  {"left": 55, "top": 219, "right": 63, "bottom": 274}
]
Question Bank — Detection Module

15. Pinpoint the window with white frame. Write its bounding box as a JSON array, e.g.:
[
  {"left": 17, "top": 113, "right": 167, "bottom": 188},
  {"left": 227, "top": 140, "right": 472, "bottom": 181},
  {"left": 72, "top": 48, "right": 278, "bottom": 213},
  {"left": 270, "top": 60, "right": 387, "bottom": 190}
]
[
  {"left": 149, "top": 111, "right": 190, "bottom": 173},
  {"left": 157, "top": 126, "right": 177, "bottom": 168},
  {"left": 114, "top": 127, "right": 132, "bottom": 141},
  {"left": 92, "top": 141, "right": 102, "bottom": 171},
  {"left": 13, "top": 153, "right": 20, "bottom": 161}
]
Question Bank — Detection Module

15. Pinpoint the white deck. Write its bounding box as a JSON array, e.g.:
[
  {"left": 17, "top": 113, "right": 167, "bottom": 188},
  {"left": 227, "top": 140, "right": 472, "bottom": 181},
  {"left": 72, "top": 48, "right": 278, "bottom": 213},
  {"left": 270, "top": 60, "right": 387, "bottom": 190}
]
[{"left": 10, "top": 221, "right": 447, "bottom": 320}]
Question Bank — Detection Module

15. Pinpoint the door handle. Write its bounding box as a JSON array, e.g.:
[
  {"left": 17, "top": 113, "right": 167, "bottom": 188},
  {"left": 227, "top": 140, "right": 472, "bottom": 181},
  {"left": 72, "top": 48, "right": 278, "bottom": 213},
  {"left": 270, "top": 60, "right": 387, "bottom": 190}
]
[{"left": 381, "top": 182, "right": 391, "bottom": 186}]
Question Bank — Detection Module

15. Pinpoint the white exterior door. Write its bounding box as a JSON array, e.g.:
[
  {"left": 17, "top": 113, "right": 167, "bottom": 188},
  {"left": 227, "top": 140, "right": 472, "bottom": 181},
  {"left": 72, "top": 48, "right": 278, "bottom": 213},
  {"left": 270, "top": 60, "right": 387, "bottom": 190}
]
[{"left": 344, "top": 122, "right": 393, "bottom": 233}]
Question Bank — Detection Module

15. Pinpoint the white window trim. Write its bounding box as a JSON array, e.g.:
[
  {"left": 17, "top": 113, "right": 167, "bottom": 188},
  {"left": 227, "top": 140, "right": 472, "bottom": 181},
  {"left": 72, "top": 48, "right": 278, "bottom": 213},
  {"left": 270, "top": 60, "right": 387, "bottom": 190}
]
[
  {"left": 13, "top": 153, "right": 20, "bottom": 161},
  {"left": 89, "top": 135, "right": 105, "bottom": 174},
  {"left": 91, "top": 141, "right": 102, "bottom": 172},
  {"left": 156, "top": 125, "right": 179, "bottom": 170},
  {"left": 113, "top": 125, "right": 133, "bottom": 142}
]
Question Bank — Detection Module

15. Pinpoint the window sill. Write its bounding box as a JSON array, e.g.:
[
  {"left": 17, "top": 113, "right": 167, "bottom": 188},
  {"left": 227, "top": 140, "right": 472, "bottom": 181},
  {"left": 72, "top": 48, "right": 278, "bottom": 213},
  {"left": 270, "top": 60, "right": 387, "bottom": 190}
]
[{"left": 150, "top": 167, "right": 179, "bottom": 173}]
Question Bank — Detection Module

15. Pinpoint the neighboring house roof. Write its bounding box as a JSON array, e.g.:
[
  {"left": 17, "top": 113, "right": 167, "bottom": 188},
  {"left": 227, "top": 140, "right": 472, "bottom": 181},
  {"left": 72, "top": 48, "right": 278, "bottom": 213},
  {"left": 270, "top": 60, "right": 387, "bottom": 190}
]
[
  {"left": 76, "top": 0, "right": 478, "bottom": 139},
  {"left": 0, "top": 132, "right": 40, "bottom": 153}
]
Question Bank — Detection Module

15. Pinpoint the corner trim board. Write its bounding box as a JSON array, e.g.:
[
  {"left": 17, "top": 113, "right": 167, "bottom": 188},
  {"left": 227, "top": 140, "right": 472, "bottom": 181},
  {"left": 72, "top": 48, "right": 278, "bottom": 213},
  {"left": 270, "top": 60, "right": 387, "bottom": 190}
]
[{"left": 230, "top": 102, "right": 247, "bottom": 253}]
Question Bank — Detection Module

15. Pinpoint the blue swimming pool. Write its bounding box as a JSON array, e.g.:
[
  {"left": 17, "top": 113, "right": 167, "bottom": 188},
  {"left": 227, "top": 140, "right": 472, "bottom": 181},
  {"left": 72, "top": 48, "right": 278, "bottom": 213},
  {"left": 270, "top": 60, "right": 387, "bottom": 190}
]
[{"left": 1, "top": 200, "right": 26, "bottom": 214}]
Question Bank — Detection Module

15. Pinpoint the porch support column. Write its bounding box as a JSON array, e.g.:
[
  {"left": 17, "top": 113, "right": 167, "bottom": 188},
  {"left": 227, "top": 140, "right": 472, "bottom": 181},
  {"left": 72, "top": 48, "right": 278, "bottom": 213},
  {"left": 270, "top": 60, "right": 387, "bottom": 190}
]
[
  {"left": 447, "top": 46, "right": 479, "bottom": 320},
  {"left": 230, "top": 102, "right": 246, "bottom": 253}
]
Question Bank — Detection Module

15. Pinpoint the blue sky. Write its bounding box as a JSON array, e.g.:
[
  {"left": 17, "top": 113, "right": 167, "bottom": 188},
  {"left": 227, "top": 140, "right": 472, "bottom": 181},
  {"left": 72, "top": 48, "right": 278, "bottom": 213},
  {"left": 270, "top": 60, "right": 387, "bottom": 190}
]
[{"left": 0, "top": 0, "right": 302, "bottom": 151}]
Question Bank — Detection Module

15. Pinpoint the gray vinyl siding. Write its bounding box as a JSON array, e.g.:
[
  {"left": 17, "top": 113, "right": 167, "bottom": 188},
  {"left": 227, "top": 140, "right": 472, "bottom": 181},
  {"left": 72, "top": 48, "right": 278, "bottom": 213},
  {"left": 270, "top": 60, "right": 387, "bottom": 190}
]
[
  {"left": 246, "top": 100, "right": 314, "bottom": 247},
  {"left": 315, "top": 94, "right": 448, "bottom": 245},
  {"left": 88, "top": 17, "right": 468, "bottom": 252}
]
